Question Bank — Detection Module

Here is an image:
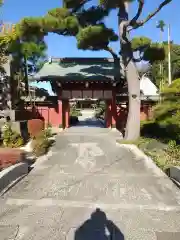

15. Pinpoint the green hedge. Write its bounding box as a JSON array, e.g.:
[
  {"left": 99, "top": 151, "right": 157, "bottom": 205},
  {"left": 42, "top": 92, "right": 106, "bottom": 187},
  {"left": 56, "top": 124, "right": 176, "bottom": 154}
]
[
  {"left": 141, "top": 121, "right": 180, "bottom": 143},
  {"left": 141, "top": 79, "right": 180, "bottom": 143}
]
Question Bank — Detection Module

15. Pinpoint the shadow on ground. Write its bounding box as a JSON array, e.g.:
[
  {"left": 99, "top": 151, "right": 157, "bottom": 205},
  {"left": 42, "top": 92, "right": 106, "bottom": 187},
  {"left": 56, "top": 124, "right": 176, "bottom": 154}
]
[
  {"left": 74, "top": 208, "right": 124, "bottom": 240},
  {"left": 70, "top": 114, "right": 105, "bottom": 128}
]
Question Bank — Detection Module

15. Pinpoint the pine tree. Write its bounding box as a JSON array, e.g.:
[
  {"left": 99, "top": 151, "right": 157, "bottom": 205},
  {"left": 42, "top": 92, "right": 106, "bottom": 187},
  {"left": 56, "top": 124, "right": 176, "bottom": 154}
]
[
  {"left": 16, "top": 0, "right": 173, "bottom": 140},
  {"left": 0, "top": 19, "right": 47, "bottom": 106},
  {"left": 97, "top": 0, "right": 172, "bottom": 140}
]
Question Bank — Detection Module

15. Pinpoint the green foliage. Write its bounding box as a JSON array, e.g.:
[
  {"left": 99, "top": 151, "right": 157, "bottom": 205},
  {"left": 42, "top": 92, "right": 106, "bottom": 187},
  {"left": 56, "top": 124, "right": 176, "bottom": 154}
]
[
  {"left": 13, "top": 1, "right": 117, "bottom": 57},
  {"left": 43, "top": 127, "right": 53, "bottom": 138},
  {"left": 77, "top": 24, "right": 118, "bottom": 50},
  {"left": 141, "top": 79, "right": 180, "bottom": 143},
  {"left": 48, "top": 8, "right": 70, "bottom": 18},
  {"left": 151, "top": 43, "right": 180, "bottom": 86},
  {"left": 143, "top": 45, "right": 165, "bottom": 62},
  {"left": 70, "top": 108, "right": 82, "bottom": 117},
  {"left": 131, "top": 37, "right": 151, "bottom": 51},
  {"left": 156, "top": 20, "right": 166, "bottom": 32},
  {"left": 2, "top": 124, "right": 24, "bottom": 148},
  {"left": 78, "top": 6, "right": 109, "bottom": 27},
  {"left": 32, "top": 133, "right": 51, "bottom": 157},
  {"left": 95, "top": 102, "right": 106, "bottom": 119},
  {"left": 132, "top": 36, "right": 165, "bottom": 63}
]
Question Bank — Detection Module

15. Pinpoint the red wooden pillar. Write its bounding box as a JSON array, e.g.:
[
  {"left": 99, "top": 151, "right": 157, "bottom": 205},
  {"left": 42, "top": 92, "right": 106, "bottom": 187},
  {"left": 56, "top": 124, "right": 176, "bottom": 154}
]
[
  {"left": 64, "top": 100, "right": 70, "bottom": 128},
  {"left": 111, "top": 91, "right": 117, "bottom": 129},
  {"left": 58, "top": 100, "right": 63, "bottom": 128},
  {"left": 105, "top": 100, "right": 111, "bottom": 128}
]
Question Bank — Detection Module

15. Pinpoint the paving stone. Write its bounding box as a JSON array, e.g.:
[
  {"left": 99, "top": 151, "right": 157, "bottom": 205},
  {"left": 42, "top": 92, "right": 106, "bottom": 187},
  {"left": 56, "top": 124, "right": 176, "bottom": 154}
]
[{"left": 0, "top": 224, "right": 19, "bottom": 240}]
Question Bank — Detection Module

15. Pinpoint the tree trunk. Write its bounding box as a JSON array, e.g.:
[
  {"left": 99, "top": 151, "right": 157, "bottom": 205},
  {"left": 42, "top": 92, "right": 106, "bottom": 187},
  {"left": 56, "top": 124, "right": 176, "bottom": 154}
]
[
  {"left": 23, "top": 55, "right": 29, "bottom": 96},
  {"left": 118, "top": 3, "right": 140, "bottom": 140}
]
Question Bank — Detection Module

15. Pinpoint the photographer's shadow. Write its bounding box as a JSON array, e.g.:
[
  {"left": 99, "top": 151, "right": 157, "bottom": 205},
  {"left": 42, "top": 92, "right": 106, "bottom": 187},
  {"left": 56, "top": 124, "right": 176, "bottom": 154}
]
[{"left": 74, "top": 208, "right": 124, "bottom": 240}]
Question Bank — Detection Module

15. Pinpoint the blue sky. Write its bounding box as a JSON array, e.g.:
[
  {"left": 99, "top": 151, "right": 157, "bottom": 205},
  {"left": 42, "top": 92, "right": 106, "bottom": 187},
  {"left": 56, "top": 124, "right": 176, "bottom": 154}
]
[{"left": 2, "top": 0, "right": 179, "bottom": 58}]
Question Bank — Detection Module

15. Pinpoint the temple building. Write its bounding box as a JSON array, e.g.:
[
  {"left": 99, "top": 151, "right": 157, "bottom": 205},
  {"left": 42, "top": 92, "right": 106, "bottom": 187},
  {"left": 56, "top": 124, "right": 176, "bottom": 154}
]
[{"left": 28, "top": 57, "right": 159, "bottom": 130}]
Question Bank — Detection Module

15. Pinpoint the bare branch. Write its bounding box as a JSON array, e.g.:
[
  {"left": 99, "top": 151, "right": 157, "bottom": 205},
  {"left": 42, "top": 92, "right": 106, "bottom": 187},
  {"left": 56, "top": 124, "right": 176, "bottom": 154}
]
[
  {"left": 131, "top": 0, "right": 172, "bottom": 30},
  {"left": 129, "top": 0, "right": 144, "bottom": 26}
]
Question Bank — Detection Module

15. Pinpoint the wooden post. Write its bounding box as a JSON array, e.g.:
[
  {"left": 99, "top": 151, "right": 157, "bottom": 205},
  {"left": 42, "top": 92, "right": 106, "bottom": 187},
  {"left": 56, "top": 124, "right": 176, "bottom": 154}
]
[
  {"left": 111, "top": 91, "right": 117, "bottom": 129},
  {"left": 105, "top": 100, "right": 111, "bottom": 128}
]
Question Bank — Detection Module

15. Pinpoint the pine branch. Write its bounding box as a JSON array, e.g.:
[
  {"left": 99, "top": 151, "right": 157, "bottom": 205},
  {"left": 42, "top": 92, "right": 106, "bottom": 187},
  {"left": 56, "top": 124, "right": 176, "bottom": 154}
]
[
  {"left": 130, "top": 0, "right": 172, "bottom": 30},
  {"left": 104, "top": 46, "right": 118, "bottom": 59},
  {"left": 129, "top": 0, "right": 144, "bottom": 26},
  {"left": 72, "top": 0, "right": 89, "bottom": 13}
]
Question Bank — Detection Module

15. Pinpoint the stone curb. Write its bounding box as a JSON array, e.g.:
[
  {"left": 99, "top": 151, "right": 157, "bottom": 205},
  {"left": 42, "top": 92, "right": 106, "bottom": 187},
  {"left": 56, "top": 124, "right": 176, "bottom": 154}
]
[
  {"left": 168, "top": 166, "right": 180, "bottom": 187},
  {"left": 116, "top": 143, "right": 166, "bottom": 177},
  {"left": 0, "top": 162, "right": 29, "bottom": 194}
]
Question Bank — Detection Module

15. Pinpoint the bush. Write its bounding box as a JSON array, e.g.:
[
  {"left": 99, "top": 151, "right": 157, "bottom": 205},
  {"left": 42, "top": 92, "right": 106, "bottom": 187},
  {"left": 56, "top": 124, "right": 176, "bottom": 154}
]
[
  {"left": 141, "top": 120, "right": 180, "bottom": 143},
  {"left": 44, "top": 128, "right": 53, "bottom": 138},
  {"left": 44, "top": 123, "right": 53, "bottom": 138},
  {"left": 32, "top": 137, "right": 50, "bottom": 157},
  {"left": 141, "top": 79, "right": 180, "bottom": 143},
  {"left": 2, "top": 124, "right": 24, "bottom": 148},
  {"left": 70, "top": 109, "right": 82, "bottom": 117},
  {"left": 28, "top": 119, "right": 44, "bottom": 139},
  {"left": 32, "top": 131, "right": 53, "bottom": 157},
  {"left": 95, "top": 107, "right": 105, "bottom": 119}
]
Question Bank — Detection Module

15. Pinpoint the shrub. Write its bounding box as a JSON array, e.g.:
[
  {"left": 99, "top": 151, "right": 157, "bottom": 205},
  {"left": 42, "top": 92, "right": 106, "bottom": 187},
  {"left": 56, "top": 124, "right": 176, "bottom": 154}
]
[
  {"left": 32, "top": 132, "right": 53, "bottom": 157},
  {"left": 141, "top": 79, "right": 180, "bottom": 143},
  {"left": 44, "top": 128, "right": 53, "bottom": 138},
  {"left": 141, "top": 120, "right": 180, "bottom": 143},
  {"left": 28, "top": 119, "right": 44, "bottom": 139},
  {"left": 32, "top": 137, "right": 50, "bottom": 157},
  {"left": 44, "top": 123, "right": 53, "bottom": 138},
  {"left": 70, "top": 109, "right": 82, "bottom": 117},
  {"left": 2, "top": 123, "right": 24, "bottom": 148},
  {"left": 95, "top": 107, "right": 105, "bottom": 119}
]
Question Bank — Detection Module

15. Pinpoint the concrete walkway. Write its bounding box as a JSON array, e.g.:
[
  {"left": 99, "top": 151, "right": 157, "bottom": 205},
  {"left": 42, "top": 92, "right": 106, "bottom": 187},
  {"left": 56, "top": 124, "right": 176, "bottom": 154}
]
[{"left": 1, "top": 124, "right": 180, "bottom": 239}]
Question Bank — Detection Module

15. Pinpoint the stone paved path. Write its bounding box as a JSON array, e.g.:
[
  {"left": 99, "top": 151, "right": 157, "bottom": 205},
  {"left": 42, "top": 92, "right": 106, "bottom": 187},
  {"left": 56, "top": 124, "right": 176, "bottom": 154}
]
[{"left": 1, "top": 122, "right": 180, "bottom": 239}]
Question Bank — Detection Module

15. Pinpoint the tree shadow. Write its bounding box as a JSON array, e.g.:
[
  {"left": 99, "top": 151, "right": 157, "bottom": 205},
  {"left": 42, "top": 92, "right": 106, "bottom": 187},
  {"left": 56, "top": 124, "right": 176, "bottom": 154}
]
[{"left": 74, "top": 208, "right": 124, "bottom": 240}]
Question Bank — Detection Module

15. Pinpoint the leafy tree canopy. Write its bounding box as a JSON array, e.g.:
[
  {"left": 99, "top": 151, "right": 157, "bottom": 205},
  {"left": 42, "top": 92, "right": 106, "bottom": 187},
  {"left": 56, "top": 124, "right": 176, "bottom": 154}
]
[{"left": 150, "top": 41, "right": 180, "bottom": 86}]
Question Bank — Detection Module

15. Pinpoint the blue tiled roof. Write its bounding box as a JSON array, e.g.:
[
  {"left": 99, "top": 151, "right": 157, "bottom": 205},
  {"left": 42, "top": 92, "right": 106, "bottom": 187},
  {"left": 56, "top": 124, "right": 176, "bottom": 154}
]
[{"left": 30, "top": 58, "right": 120, "bottom": 82}]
